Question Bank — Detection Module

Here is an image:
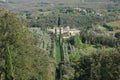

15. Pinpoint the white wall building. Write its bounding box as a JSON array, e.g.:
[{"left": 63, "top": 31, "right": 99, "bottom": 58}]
[{"left": 48, "top": 26, "right": 80, "bottom": 38}]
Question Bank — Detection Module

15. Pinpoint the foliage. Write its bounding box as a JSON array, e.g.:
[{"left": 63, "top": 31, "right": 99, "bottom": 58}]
[
  {"left": 115, "top": 32, "right": 120, "bottom": 39},
  {"left": 74, "top": 48, "right": 120, "bottom": 80},
  {"left": 26, "top": 7, "right": 120, "bottom": 29},
  {"left": 73, "top": 35, "right": 83, "bottom": 48},
  {"left": 80, "top": 26, "right": 119, "bottom": 47},
  {"left": 0, "top": 8, "right": 54, "bottom": 80}
]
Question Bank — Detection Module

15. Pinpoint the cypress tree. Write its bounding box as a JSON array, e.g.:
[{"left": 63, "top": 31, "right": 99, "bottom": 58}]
[
  {"left": 58, "top": 16, "right": 61, "bottom": 27},
  {"left": 5, "top": 45, "right": 13, "bottom": 80}
]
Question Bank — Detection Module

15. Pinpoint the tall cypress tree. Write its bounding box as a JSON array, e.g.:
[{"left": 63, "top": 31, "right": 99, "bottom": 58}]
[
  {"left": 58, "top": 16, "right": 61, "bottom": 27},
  {"left": 58, "top": 16, "right": 64, "bottom": 62},
  {"left": 5, "top": 45, "right": 13, "bottom": 80}
]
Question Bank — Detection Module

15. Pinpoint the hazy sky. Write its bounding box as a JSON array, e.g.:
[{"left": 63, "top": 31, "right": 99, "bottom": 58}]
[{"left": 2, "top": 0, "right": 6, "bottom": 2}]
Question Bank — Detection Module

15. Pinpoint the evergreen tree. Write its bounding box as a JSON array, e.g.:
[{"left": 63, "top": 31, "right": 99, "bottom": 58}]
[
  {"left": 58, "top": 16, "right": 61, "bottom": 27},
  {"left": 5, "top": 45, "right": 13, "bottom": 80}
]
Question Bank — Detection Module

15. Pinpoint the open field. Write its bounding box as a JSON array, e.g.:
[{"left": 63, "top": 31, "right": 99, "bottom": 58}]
[
  {"left": 105, "top": 21, "right": 120, "bottom": 34},
  {"left": 112, "top": 21, "right": 120, "bottom": 24},
  {"left": 107, "top": 21, "right": 120, "bottom": 28}
]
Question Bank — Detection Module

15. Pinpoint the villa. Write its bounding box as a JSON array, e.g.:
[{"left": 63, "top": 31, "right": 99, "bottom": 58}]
[{"left": 48, "top": 26, "right": 80, "bottom": 38}]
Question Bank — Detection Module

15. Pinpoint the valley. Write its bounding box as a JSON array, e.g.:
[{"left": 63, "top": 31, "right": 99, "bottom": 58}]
[{"left": 0, "top": 0, "right": 120, "bottom": 80}]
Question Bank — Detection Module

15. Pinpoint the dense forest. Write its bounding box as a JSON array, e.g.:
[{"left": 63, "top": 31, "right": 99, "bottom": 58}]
[{"left": 0, "top": 0, "right": 120, "bottom": 80}]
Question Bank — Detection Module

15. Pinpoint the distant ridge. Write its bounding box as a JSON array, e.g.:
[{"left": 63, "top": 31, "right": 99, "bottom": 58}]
[{"left": 1, "top": 0, "right": 115, "bottom": 3}]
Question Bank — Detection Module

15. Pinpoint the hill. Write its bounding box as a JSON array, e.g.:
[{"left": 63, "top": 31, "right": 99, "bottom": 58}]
[{"left": 0, "top": 0, "right": 116, "bottom": 12}]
